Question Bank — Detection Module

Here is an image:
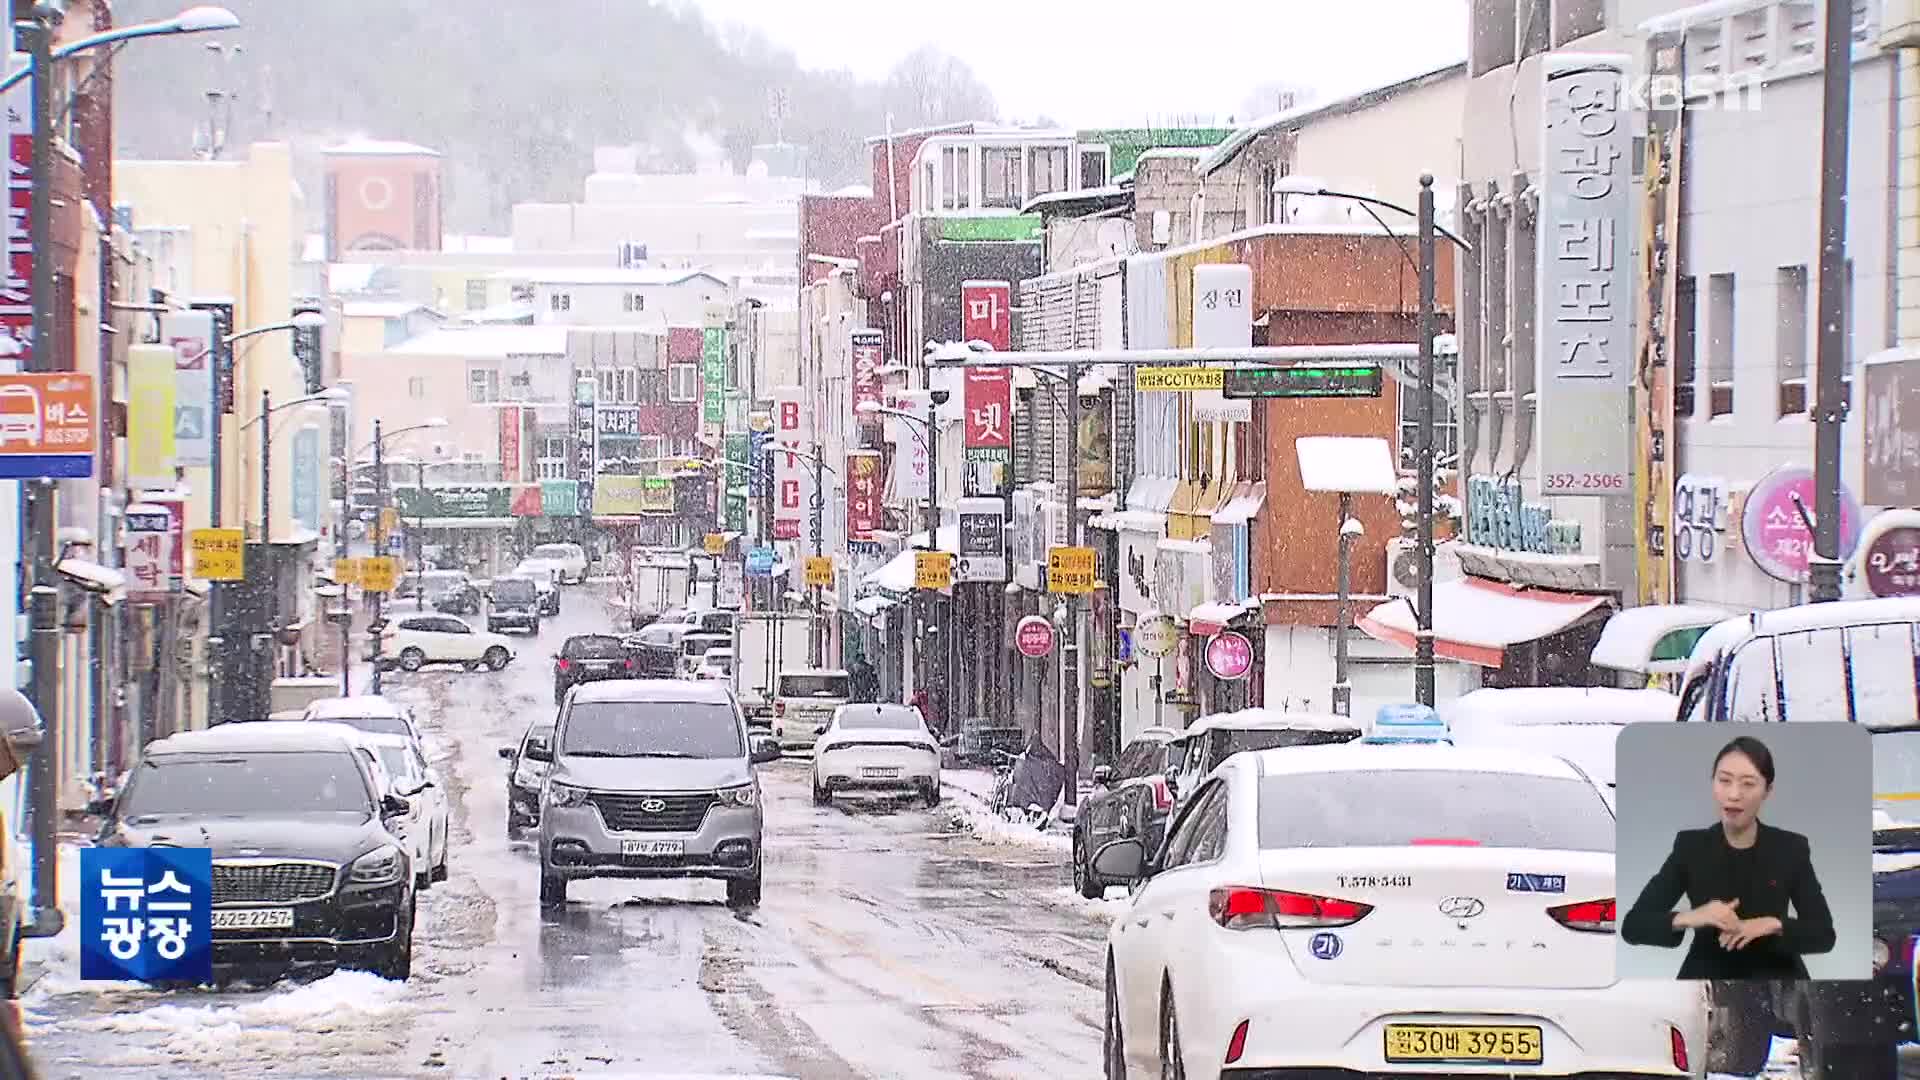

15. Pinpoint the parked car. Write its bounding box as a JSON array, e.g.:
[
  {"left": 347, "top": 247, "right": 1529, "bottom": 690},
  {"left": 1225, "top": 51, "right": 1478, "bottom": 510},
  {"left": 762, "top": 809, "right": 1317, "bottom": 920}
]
[
  {"left": 498, "top": 716, "right": 556, "bottom": 839},
  {"left": 1071, "top": 726, "right": 1182, "bottom": 894},
  {"left": 1094, "top": 738, "right": 1704, "bottom": 1080},
  {"left": 694, "top": 649, "right": 734, "bottom": 683},
  {"left": 87, "top": 721, "right": 419, "bottom": 980},
  {"left": 811, "top": 703, "right": 941, "bottom": 806},
  {"left": 529, "top": 542, "right": 589, "bottom": 584},
  {"left": 382, "top": 614, "right": 515, "bottom": 672},
  {"left": 553, "top": 633, "right": 638, "bottom": 704},
  {"left": 1162, "top": 710, "right": 1364, "bottom": 819},
  {"left": 419, "top": 570, "right": 483, "bottom": 615},
  {"left": 513, "top": 557, "right": 567, "bottom": 595},
  {"left": 1441, "top": 686, "right": 1680, "bottom": 809},
  {"left": 625, "top": 622, "right": 691, "bottom": 678},
  {"left": 536, "top": 679, "right": 781, "bottom": 908},
  {"left": 298, "top": 696, "right": 426, "bottom": 756},
  {"left": 486, "top": 576, "right": 542, "bottom": 635},
  {"left": 676, "top": 632, "right": 733, "bottom": 678},
  {"left": 317, "top": 722, "right": 448, "bottom": 890},
  {"left": 771, "top": 669, "right": 851, "bottom": 752}
]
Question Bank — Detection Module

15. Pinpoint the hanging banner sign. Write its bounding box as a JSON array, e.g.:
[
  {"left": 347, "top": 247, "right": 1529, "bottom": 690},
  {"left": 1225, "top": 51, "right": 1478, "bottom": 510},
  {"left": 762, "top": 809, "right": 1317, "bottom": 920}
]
[
  {"left": 125, "top": 348, "right": 175, "bottom": 487},
  {"left": 701, "top": 326, "right": 726, "bottom": 425},
  {"left": 1016, "top": 615, "right": 1055, "bottom": 658},
  {"left": 160, "top": 309, "right": 214, "bottom": 467},
  {"left": 961, "top": 280, "right": 1012, "bottom": 352},
  {"left": 851, "top": 329, "right": 883, "bottom": 420},
  {"left": 963, "top": 366, "right": 1011, "bottom": 463},
  {"left": 1205, "top": 631, "right": 1254, "bottom": 681},
  {"left": 1190, "top": 264, "right": 1253, "bottom": 423},
  {"left": 847, "top": 449, "right": 883, "bottom": 542},
  {"left": 770, "top": 384, "right": 809, "bottom": 541},
  {"left": 499, "top": 405, "right": 523, "bottom": 483},
  {"left": 955, "top": 496, "right": 1006, "bottom": 583},
  {"left": 123, "top": 503, "right": 176, "bottom": 600},
  {"left": 887, "top": 388, "right": 931, "bottom": 501}
]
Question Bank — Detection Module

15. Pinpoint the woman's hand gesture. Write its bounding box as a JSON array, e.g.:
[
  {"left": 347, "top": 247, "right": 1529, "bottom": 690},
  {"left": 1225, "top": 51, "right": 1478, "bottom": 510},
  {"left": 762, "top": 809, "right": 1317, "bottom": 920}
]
[{"left": 1674, "top": 898, "right": 1743, "bottom": 933}]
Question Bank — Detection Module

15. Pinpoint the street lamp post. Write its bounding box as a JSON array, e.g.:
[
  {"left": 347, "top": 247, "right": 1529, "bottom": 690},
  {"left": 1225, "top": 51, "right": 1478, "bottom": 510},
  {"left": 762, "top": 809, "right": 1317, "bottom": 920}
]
[
  {"left": 1061, "top": 363, "right": 1081, "bottom": 809},
  {"left": 352, "top": 417, "right": 446, "bottom": 693}
]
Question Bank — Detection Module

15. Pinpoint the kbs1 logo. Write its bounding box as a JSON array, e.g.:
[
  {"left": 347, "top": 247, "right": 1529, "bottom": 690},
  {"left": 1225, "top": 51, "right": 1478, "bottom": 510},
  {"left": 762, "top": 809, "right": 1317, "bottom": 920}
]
[{"left": 79, "top": 847, "right": 213, "bottom": 982}]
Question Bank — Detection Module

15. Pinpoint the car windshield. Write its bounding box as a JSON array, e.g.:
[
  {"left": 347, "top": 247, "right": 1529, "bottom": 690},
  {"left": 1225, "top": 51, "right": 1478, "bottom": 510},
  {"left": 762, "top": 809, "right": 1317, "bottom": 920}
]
[
  {"left": 683, "top": 636, "right": 726, "bottom": 657},
  {"left": 120, "top": 752, "right": 374, "bottom": 817},
  {"left": 779, "top": 674, "right": 849, "bottom": 699},
  {"left": 1205, "top": 726, "right": 1359, "bottom": 764},
  {"left": 560, "top": 701, "right": 745, "bottom": 758},
  {"left": 839, "top": 707, "right": 921, "bottom": 731},
  {"left": 564, "top": 636, "right": 627, "bottom": 659},
  {"left": 1256, "top": 769, "right": 1614, "bottom": 852},
  {"left": 375, "top": 745, "right": 418, "bottom": 786},
  {"left": 311, "top": 712, "right": 412, "bottom": 738},
  {"left": 493, "top": 579, "right": 536, "bottom": 602}
]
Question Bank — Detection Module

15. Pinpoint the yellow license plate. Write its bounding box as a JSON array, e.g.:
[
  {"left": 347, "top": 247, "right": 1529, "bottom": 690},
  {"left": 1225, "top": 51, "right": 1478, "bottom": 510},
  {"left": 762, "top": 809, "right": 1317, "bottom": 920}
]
[{"left": 1384, "top": 1024, "right": 1542, "bottom": 1064}]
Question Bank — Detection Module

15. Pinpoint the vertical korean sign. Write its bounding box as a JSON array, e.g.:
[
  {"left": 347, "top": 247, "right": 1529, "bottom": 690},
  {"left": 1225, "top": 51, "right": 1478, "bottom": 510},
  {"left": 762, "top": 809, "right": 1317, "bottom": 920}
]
[
  {"left": 770, "top": 384, "right": 808, "bottom": 541},
  {"left": 498, "top": 405, "right": 522, "bottom": 483},
  {"left": 159, "top": 310, "right": 213, "bottom": 467},
  {"left": 1536, "top": 52, "right": 1634, "bottom": 497},
  {"left": 961, "top": 280, "right": 1011, "bottom": 351},
  {"left": 850, "top": 329, "right": 884, "bottom": 422},
  {"left": 1191, "top": 264, "right": 1253, "bottom": 422},
  {"left": 573, "top": 376, "right": 596, "bottom": 517},
  {"left": 846, "top": 449, "right": 882, "bottom": 542},
  {"left": 126, "top": 344, "right": 175, "bottom": 488},
  {"left": 701, "top": 327, "right": 726, "bottom": 425},
  {"left": 123, "top": 502, "right": 176, "bottom": 600},
  {"left": 291, "top": 425, "right": 321, "bottom": 533},
  {"left": 888, "top": 388, "right": 930, "bottom": 501},
  {"left": 961, "top": 282, "right": 1012, "bottom": 464},
  {"left": 1632, "top": 34, "right": 1684, "bottom": 605},
  {"left": 2, "top": 56, "right": 29, "bottom": 368}
]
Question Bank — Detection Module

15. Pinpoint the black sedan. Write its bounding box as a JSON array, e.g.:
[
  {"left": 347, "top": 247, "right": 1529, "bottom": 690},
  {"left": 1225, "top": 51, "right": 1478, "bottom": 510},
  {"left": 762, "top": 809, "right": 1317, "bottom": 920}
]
[
  {"left": 89, "top": 722, "right": 419, "bottom": 981},
  {"left": 553, "top": 633, "right": 637, "bottom": 704},
  {"left": 499, "top": 718, "right": 555, "bottom": 838}
]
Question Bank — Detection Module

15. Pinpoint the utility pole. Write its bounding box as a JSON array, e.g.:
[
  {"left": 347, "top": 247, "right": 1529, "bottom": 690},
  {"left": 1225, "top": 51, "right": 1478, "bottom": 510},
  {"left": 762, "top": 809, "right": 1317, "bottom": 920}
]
[
  {"left": 1809, "top": 0, "right": 1853, "bottom": 603},
  {"left": 259, "top": 388, "right": 273, "bottom": 702},
  {"left": 369, "top": 420, "right": 387, "bottom": 694},
  {"left": 1414, "top": 174, "right": 1438, "bottom": 707},
  {"left": 338, "top": 453, "right": 351, "bottom": 694},
  {"left": 1333, "top": 492, "right": 1355, "bottom": 717},
  {"left": 201, "top": 300, "right": 230, "bottom": 726},
  {"left": 1061, "top": 364, "right": 1081, "bottom": 808},
  {"left": 925, "top": 390, "right": 948, "bottom": 724},
  {"left": 22, "top": 8, "right": 62, "bottom": 940}
]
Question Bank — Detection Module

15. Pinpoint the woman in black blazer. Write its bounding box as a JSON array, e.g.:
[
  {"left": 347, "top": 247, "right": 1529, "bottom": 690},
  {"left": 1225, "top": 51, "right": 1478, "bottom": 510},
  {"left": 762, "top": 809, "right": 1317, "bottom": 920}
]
[{"left": 1621, "top": 735, "right": 1836, "bottom": 980}]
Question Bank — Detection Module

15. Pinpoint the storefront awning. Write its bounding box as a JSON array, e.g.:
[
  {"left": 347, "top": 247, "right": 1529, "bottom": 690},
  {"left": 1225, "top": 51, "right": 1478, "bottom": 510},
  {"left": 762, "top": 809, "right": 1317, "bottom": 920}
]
[
  {"left": 1589, "top": 603, "right": 1733, "bottom": 675},
  {"left": 1125, "top": 475, "right": 1176, "bottom": 514},
  {"left": 1188, "top": 600, "right": 1258, "bottom": 636},
  {"left": 1093, "top": 509, "right": 1169, "bottom": 533},
  {"left": 1357, "top": 578, "right": 1612, "bottom": 668},
  {"left": 1212, "top": 484, "right": 1267, "bottom": 527},
  {"left": 852, "top": 595, "right": 898, "bottom": 618}
]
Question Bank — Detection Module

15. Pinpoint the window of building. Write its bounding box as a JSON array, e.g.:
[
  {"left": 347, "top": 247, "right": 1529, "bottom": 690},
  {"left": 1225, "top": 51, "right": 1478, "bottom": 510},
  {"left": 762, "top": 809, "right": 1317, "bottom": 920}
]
[
  {"left": 637, "top": 436, "right": 665, "bottom": 476},
  {"left": 668, "top": 363, "right": 699, "bottom": 402},
  {"left": 1776, "top": 265, "right": 1808, "bottom": 417},
  {"left": 982, "top": 148, "right": 1022, "bottom": 209},
  {"left": 549, "top": 291, "right": 571, "bottom": 313},
  {"left": 408, "top": 376, "right": 426, "bottom": 400},
  {"left": 922, "top": 160, "right": 936, "bottom": 211},
  {"left": 597, "top": 366, "right": 638, "bottom": 404},
  {"left": 637, "top": 368, "right": 666, "bottom": 404},
  {"left": 1675, "top": 276, "right": 1697, "bottom": 418},
  {"left": 1707, "top": 273, "right": 1735, "bottom": 418},
  {"left": 622, "top": 292, "right": 645, "bottom": 313},
  {"left": 1551, "top": 0, "right": 1605, "bottom": 45},
  {"left": 1079, "top": 148, "right": 1109, "bottom": 189},
  {"left": 535, "top": 457, "right": 568, "bottom": 480},
  {"left": 1027, "top": 146, "right": 1069, "bottom": 200},
  {"left": 464, "top": 279, "right": 488, "bottom": 311},
  {"left": 941, "top": 146, "right": 971, "bottom": 211},
  {"left": 467, "top": 368, "right": 498, "bottom": 403},
  {"left": 504, "top": 372, "right": 532, "bottom": 401},
  {"left": 1470, "top": 0, "right": 1519, "bottom": 75}
]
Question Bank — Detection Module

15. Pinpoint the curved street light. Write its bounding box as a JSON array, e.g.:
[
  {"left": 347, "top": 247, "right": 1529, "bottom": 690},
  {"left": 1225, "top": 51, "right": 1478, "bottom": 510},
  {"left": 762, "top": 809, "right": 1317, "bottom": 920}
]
[{"left": 0, "top": 5, "right": 240, "bottom": 96}]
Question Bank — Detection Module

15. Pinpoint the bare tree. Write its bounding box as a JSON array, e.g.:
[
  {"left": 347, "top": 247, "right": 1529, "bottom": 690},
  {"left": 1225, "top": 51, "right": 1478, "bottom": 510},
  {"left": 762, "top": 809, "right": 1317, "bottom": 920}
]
[{"left": 882, "top": 45, "right": 997, "bottom": 128}]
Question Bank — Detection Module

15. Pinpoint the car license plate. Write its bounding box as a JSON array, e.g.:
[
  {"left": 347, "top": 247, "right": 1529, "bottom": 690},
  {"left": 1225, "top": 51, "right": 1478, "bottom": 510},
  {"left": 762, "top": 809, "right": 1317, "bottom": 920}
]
[
  {"left": 862, "top": 766, "right": 902, "bottom": 778},
  {"left": 621, "top": 839, "right": 683, "bottom": 857},
  {"left": 1383, "top": 1024, "right": 1542, "bottom": 1065},
  {"left": 210, "top": 908, "right": 295, "bottom": 931}
]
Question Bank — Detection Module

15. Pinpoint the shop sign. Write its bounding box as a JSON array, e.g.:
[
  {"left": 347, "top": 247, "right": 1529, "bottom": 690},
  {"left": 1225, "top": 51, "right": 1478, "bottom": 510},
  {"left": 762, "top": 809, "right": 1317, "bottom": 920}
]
[
  {"left": 1738, "top": 465, "right": 1862, "bottom": 585},
  {"left": 1204, "top": 631, "right": 1254, "bottom": 681},
  {"left": 541, "top": 479, "right": 579, "bottom": 518},
  {"left": 124, "top": 503, "right": 176, "bottom": 600},
  {"left": 1865, "top": 352, "right": 1920, "bottom": 506},
  {"left": 1120, "top": 529, "right": 1157, "bottom": 613},
  {"left": 955, "top": 496, "right": 1006, "bottom": 583},
  {"left": 1849, "top": 510, "right": 1920, "bottom": 598},
  {"left": 746, "top": 547, "right": 776, "bottom": 578},
  {"left": 1016, "top": 615, "right": 1055, "bottom": 658},
  {"left": 394, "top": 484, "right": 512, "bottom": 519},
  {"left": 1134, "top": 615, "right": 1179, "bottom": 659},
  {"left": 1464, "top": 474, "right": 1582, "bottom": 555},
  {"left": 847, "top": 450, "right": 882, "bottom": 542},
  {"left": 1672, "top": 474, "right": 1726, "bottom": 564},
  {"left": 851, "top": 329, "right": 883, "bottom": 418}
]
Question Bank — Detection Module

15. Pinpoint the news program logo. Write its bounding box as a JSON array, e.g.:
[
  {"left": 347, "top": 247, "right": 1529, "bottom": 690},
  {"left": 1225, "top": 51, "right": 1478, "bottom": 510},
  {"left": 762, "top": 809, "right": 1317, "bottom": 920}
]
[{"left": 79, "top": 847, "right": 212, "bottom": 982}]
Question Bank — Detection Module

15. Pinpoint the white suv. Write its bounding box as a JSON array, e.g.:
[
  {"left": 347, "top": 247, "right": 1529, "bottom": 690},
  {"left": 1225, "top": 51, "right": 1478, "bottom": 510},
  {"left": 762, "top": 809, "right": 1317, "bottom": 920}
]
[
  {"left": 381, "top": 613, "right": 515, "bottom": 672},
  {"left": 529, "top": 542, "right": 588, "bottom": 584}
]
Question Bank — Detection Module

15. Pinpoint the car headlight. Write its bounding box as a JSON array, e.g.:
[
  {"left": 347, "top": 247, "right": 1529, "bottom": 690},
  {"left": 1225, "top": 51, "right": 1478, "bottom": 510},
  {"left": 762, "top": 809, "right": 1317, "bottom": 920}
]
[
  {"left": 716, "top": 784, "right": 756, "bottom": 807},
  {"left": 349, "top": 845, "right": 405, "bottom": 886},
  {"left": 1873, "top": 936, "right": 1892, "bottom": 973},
  {"left": 546, "top": 781, "right": 590, "bottom": 807}
]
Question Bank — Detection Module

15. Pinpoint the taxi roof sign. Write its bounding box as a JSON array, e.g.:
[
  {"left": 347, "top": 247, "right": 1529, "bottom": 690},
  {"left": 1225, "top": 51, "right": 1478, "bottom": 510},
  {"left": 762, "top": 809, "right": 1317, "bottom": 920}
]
[{"left": 1364, "top": 703, "right": 1451, "bottom": 744}]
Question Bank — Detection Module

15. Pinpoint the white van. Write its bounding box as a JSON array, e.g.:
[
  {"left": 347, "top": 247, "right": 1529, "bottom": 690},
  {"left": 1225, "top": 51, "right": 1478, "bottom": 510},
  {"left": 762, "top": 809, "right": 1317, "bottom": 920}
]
[{"left": 1440, "top": 686, "right": 1678, "bottom": 807}]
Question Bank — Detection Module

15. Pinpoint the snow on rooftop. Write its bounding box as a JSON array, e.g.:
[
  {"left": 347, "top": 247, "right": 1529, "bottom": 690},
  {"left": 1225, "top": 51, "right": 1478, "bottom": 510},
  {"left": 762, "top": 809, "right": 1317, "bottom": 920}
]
[
  {"left": 325, "top": 138, "right": 440, "bottom": 157},
  {"left": 386, "top": 325, "right": 569, "bottom": 357},
  {"left": 326, "top": 263, "right": 380, "bottom": 293},
  {"left": 829, "top": 183, "right": 874, "bottom": 198},
  {"left": 490, "top": 266, "right": 728, "bottom": 287},
  {"left": 1184, "top": 708, "right": 1362, "bottom": 736},
  {"left": 442, "top": 233, "right": 513, "bottom": 254},
  {"left": 343, "top": 301, "right": 438, "bottom": 319}
]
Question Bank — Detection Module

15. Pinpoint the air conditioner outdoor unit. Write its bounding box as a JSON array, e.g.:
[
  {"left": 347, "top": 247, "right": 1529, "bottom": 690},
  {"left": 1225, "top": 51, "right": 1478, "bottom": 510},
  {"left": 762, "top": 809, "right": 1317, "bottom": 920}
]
[{"left": 1385, "top": 537, "right": 1463, "bottom": 600}]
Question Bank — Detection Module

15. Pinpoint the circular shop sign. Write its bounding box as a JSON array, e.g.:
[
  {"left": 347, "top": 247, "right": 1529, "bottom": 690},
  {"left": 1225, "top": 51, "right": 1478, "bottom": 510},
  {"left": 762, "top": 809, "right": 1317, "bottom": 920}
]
[
  {"left": 1134, "top": 615, "right": 1179, "bottom": 659},
  {"left": 1204, "top": 631, "right": 1254, "bottom": 681},
  {"left": 1864, "top": 525, "right": 1920, "bottom": 597},
  {"left": 1015, "top": 615, "right": 1056, "bottom": 658},
  {"left": 1739, "top": 465, "right": 1862, "bottom": 584}
]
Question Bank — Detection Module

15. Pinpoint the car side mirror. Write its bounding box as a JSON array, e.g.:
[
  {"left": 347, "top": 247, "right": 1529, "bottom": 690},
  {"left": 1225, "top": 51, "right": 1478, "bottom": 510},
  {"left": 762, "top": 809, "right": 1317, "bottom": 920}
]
[
  {"left": 749, "top": 736, "right": 781, "bottom": 764},
  {"left": 813, "top": 724, "right": 828, "bottom": 736},
  {"left": 524, "top": 741, "right": 553, "bottom": 763},
  {"left": 409, "top": 779, "right": 434, "bottom": 794},
  {"left": 498, "top": 745, "right": 516, "bottom": 760},
  {"left": 1091, "top": 764, "right": 1114, "bottom": 785},
  {"left": 85, "top": 794, "right": 115, "bottom": 817},
  {"left": 1091, "top": 838, "right": 1147, "bottom": 882},
  {"left": 381, "top": 793, "right": 411, "bottom": 816}
]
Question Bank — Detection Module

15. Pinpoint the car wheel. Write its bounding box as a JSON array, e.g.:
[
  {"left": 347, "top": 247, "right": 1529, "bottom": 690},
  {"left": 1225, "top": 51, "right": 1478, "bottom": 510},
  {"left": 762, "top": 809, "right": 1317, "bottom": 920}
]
[
  {"left": 485, "top": 647, "right": 510, "bottom": 671},
  {"left": 1075, "top": 831, "right": 1102, "bottom": 900},
  {"left": 812, "top": 774, "right": 829, "bottom": 806},
  {"left": 1705, "top": 979, "right": 1774, "bottom": 1075},
  {"left": 371, "top": 899, "right": 415, "bottom": 981},
  {"left": 726, "top": 870, "right": 762, "bottom": 908},
  {"left": 432, "top": 826, "right": 449, "bottom": 883},
  {"left": 398, "top": 648, "right": 426, "bottom": 672},
  {"left": 922, "top": 780, "right": 941, "bottom": 808},
  {"left": 1159, "top": 983, "right": 1186, "bottom": 1080},
  {"left": 1103, "top": 954, "right": 1126, "bottom": 1080},
  {"left": 0, "top": 929, "right": 19, "bottom": 999},
  {"left": 415, "top": 847, "right": 432, "bottom": 891},
  {"left": 539, "top": 869, "right": 567, "bottom": 906}
]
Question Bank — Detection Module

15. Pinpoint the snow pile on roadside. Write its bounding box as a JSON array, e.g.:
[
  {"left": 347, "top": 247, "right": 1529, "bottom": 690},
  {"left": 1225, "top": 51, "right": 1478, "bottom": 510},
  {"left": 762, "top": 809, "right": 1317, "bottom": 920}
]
[
  {"left": 62, "top": 970, "right": 410, "bottom": 1056},
  {"left": 936, "top": 795, "right": 1071, "bottom": 853},
  {"left": 19, "top": 844, "right": 84, "bottom": 1002},
  {"left": 1037, "top": 884, "right": 1131, "bottom": 923}
]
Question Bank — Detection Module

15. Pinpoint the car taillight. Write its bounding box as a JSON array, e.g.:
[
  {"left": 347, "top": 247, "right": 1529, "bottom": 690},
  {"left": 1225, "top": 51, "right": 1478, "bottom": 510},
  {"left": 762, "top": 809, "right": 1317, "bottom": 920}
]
[
  {"left": 1409, "top": 837, "right": 1480, "bottom": 846},
  {"left": 1151, "top": 778, "right": 1172, "bottom": 810},
  {"left": 1224, "top": 1019, "right": 1249, "bottom": 1064},
  {"left": 1547, "top": 898, "right": 1616, "bottom": 933},
  {"left": 625, "top": 657, "right": 637, "bottom": 672},
  {"left": 1669, "top": 1025, "right": 1688, "bottom": 1072},
  {"left": 1208, "top": 886, "right": 1372, "bottom": 930},
  {"left": 774, "top": 701, "right": 785, "bottom": 716},
  {"left": 556, "top": 659, "right": 570, "bottom": 672}
]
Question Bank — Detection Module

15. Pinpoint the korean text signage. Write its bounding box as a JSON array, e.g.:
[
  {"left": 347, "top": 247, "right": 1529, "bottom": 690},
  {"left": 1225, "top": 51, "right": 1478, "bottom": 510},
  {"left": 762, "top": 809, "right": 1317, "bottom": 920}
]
[
  {"left": 1862, "top": 523, "right": 1920, "bottom": 598},
  {"left": 359, "top": 556, "right": 400, "bottom": 593},
  {"left": 573, "top": 377, "right": 596, "bottom": 517},
  {"left": 291, "top": 426, "right": 321, "bottom": 532},
  {"left": 1133, "top": 614, "right": 1179, "bottom": 659},
  {"left": 126, "top": 346, "right": 175, "bottom": 488},
  {"left": 1047, "top": 546, "right": 1097, "bottom": 594},
  {"left": 1465, "top": 474, "right": 1582, "bottom": 556},
  {"left": 1740, "top": 465, "right": 1862, "bottom": 585},
  {"left": 81, "top": 847, "right": 212, "bottom": 982},
  {"left": 0, "top": 371, "right": 97, "bottom": 479},
  {"left": 961, "top": 279, "right": 1011, "bottom": 352},
  {"left": 956, "top": 496, "right": 1006, "bottom": 583},
  {"left": 189, "top": 528, "right": 244, "bottom": 581},
  {"left": 124, "top": 503, "right": 176, "bottom": 600},
  {"left": 395, "top": 485, "right": 513, "bottom": 519},
  {"left": 160, "top": 309, "right": 214, "bottom": 467},
  {"left": 748, "top": 429, "right": 770, "bottom": 499},
  {"left": 850, "top": 329, "right": 884, "bottom": 420},
  {"left": 499, "top": 405, "right": 523, "bottom": 483},
  {"left": 846, "top": 450, "right": 882, "bottom": 542},
  {"left": 915, "top": 551, "right": 952, "bottom": 591},
  {"left": 1536, "top": 52, "right": 1634, "bottom": 497},
  {"left": 804, "top": 556, "right": 833, "bottom": 588},
  {"left": 746, "top": 547, "right": 776, "bottom": 577},
  {"left": 702, "top": 326, "right": 726, "bottom": 424},
  {"left": 770, "top": 385, "right": 808, "bottom": 541},
  {"left": 1672, "top": 474, "right": 1726, "bottom": 564},
  {"left": 887, "top": 389, "right": 931, "bottom": 500},
  {"left": 3, "top": 71, "right": 30, "bottom": 366},
  {"left": 1633, "top": 28, "right": 1685, "bottom": 606},
  {"left": 1865, "top": 353, "right": 1920, "bottom": 506},
  {"left": 1191, "top": 264, "right": 1253, "bottom": 423},
  {"left": 1205, "top": 631, "right": 1254, "bottom": 681},
  {"left": 1015, "top": 615, "right": 1055, "bottom": 659}
]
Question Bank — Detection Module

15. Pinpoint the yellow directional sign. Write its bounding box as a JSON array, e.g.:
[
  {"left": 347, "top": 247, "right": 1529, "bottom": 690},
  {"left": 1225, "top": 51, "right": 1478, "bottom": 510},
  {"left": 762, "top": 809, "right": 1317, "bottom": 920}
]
[
  {"left": 1134, "top": 367, "right": 1223, "bottom": 392},
  {"left": 804, "top": 556, "right": 834, "bottom": 588},
  {"left": 378, "top": 507, "right": 399, "bottom": 539},
  {"left": 1047, "top": 546, "right": 1098, "bottom": 594},
  {"left": 358, "top": 556, "right": 401, "bottom": 593},
  {"left": 188, "top": 528, "right": 245, "bottom": 581},
  {"left": 914, "top": 551, "right": 953, "bottom": 591},
  {"left": 333, "top": 558, "right": 362, "bottom": 587},
  {"left": 704, "top": 533, "right": 726, "bottom": 554}
]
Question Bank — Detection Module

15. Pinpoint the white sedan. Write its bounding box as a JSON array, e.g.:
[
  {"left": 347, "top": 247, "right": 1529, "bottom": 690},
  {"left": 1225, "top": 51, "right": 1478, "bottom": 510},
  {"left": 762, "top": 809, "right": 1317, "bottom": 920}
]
[
  {"left": 1095, "top": 742, "right": 1707, "bottom": 1080},
  {"left": 810, "top": 703, "right": 941, "bottom": 807},
  {"left": 360, "top": 732, "right": 449, "bottom": 889}
]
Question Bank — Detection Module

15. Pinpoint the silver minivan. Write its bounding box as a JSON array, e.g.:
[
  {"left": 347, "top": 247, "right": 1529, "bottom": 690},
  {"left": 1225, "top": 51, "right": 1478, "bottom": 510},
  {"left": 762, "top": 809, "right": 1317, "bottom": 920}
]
[{"left": 536, "top": 679, "right": 780, "bottom": 908}]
